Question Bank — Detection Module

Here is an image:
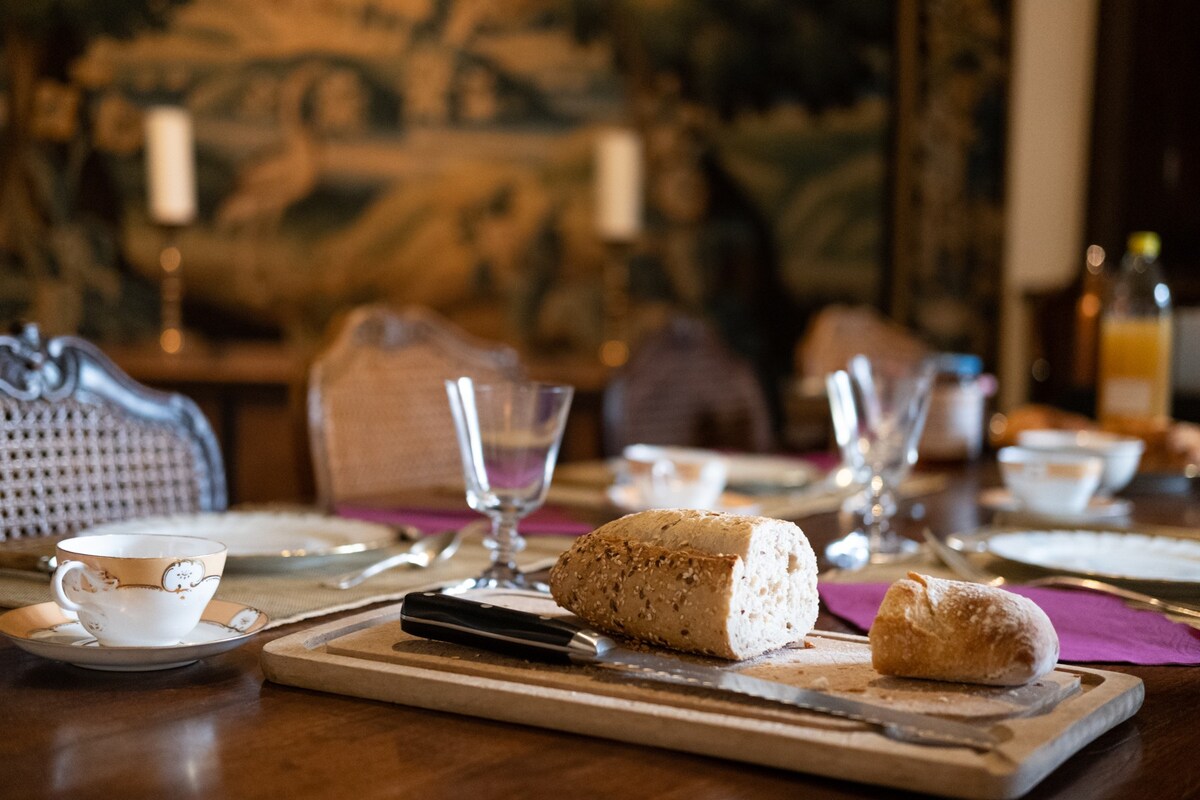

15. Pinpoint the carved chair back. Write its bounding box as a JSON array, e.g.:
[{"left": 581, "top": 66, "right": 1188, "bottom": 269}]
[
  {"left": 0, "top": 325, "right": 226, "bottom": 541},
  {"left": 307, "top": 305, "right": 524, "bottom": 508}
]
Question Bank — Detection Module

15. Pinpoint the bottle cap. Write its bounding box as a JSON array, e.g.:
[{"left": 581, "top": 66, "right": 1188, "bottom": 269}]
[
  {"left": 1127, "top": 231, "right": 1161, "bottom": 259},
  {"left": 928, "top": 352, "right": 983, "bottom": 379}
]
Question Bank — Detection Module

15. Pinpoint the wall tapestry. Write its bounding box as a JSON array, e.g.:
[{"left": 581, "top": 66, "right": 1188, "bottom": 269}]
[
  {"left": 0, "top": 1, "right": 889, "bottom": 372},
  {"left": 0, "top": 1, "right": 1007, "bottom": 391}
]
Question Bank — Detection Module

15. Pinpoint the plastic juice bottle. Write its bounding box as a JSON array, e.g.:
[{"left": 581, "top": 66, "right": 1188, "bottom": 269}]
[{"left": 1097, "top": 231, "right": 1173, "bottom": 436}]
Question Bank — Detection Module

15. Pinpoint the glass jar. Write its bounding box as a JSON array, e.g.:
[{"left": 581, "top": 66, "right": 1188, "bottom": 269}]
[{"left": 920, "top": 353, "right": 995, "bottom": 462}]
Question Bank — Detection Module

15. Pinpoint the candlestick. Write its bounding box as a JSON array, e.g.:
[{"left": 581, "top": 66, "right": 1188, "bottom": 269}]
[
  {"left": 158, "top": 232, "right": 185, "bottom": 355},
  {"left": 595, "top": 128, "right": 643, "bottom": 242},
  {"left": 144, "top": 106, "right": 197, "bottom": 226},
  {"left": 599, "top": 242, "right": 632, "bottom": 367},
  {"left": 595, "top": 128, "right": 642, "bottom": 366}
]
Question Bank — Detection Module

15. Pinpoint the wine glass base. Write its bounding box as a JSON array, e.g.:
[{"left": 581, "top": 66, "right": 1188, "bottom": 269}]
[
  {"left": 825, "top": 531, "right": 920, "bottom": 571},
  {"left": 441, "top": 574, "right": 550, "bottom": 595}
]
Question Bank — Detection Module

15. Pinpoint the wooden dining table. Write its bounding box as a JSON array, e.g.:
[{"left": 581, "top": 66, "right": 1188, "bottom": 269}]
[{"left": 2, "top": 460, "right": 1198, "bottom": 800}]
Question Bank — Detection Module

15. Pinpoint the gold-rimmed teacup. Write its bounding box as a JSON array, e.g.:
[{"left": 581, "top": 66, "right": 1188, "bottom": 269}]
[
  {"left": 997, "top": 446, "right": 1104, "bottom": 515},
  {"left": 52, "top": 534, "right": 226, "bottom": 647}
]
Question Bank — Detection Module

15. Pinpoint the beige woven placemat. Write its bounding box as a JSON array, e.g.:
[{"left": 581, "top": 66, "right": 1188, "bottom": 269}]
[
  {"left": 548, "top": 467, "right": 948, "bottom": 522},
  {"left": 0, "top": 529, "right": 577, "bottom": 630}
]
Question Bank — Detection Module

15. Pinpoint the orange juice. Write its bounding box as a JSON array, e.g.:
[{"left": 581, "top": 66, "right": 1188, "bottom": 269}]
[{"left": 1097, "top": 316, "right": 1173, "bottom": 434}]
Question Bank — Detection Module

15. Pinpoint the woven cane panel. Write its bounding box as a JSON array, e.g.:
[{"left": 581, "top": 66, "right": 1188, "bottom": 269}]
[
  {"left": 319, "top": 346, "right": 512, "bottom": 501},
  {"left": 0, "top": 397, "right": 203, "bottom": 541},
  {"left": 607, "top": 324, "right": 773, "bottom": 455}
]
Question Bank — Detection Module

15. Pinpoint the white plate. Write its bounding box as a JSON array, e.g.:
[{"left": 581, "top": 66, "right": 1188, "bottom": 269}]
[
  {"left": 978, "top": 488, "right": 1132, "bottom": 520},
  {"left": 605, "top": 484, "right": 761, "bottom": 514},
  {"left": 721, "top": 454, "right": 822, "bottom": 493},
  {"left": 985, "top": 529, "right": 1200, "bottom": 585},
  {"left": 0, "top": 599, "right": 268, "bottom": 671},
  {"left": 78, "top": 512, "right": 399, "bottom": 572}
]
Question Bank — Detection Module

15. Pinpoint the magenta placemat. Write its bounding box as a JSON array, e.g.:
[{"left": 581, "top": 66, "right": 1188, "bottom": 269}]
[
  {"left": 819, "top": 582, "right": 1200, "bottom": 665},
  {"left": 337, "top": 504, "right": 595, "bottom": 537}
]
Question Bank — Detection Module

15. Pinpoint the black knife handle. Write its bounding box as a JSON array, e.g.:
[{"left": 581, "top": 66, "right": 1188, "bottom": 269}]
[{"left": 401, "top": 591, "right": 594, "bottom": 665}]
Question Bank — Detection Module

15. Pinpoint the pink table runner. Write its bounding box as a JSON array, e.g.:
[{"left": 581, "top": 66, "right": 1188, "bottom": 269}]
[{"left": 819, "top": 581, "right": 1200, "bottom": 665}]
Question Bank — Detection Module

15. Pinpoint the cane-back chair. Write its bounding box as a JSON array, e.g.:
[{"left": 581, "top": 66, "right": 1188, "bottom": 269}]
[
  {"left": 602, "top": 315, "right": 774, "bottom": 456},
  {"left": 307, "top": 305, "right": 524, "bottom": 508},
  {"left": 795, "top": 304, "right": 930, "bottom": 380},
  {"left": 0, "top": 324, "right": 226, "bottom": 541}
]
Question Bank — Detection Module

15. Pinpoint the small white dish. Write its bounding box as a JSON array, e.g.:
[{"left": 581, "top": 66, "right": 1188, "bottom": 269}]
[
  {"left": 79, "top": 512, "right": 398, "bottom": 572},
  {"left": 0, "top": 599, "right": 268, "bottom": 671},
  {"left": 984, "top": 529, "right": 1200, "bottom": 586},
  {"left": 1016, "top": 429, "right": 1145, "bottom": 495},
  {"left": 978, "top": 487, "right": 1133, "bottom": 520},
  {"left": 997, "top": 446, "right": 1103, "bottom": 515},
  {"left": 605, "top": 484, "right": 761, "bottom": 514},
  {"left": 622, "top": 444, "right": 729, "bottom": 509}
]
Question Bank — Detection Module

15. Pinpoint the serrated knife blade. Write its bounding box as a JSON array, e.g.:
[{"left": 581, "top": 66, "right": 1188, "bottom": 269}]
[{"left": 400, "top": 591, "right": 999, "bottom": 751}]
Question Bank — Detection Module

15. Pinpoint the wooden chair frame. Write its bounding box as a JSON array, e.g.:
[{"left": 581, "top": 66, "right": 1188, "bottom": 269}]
[
  {"left": 0, "top": 324, "right": 226, "bottom": 540},
  {"left": 307, "top": 305, "right": 523, "bottom": 509}
]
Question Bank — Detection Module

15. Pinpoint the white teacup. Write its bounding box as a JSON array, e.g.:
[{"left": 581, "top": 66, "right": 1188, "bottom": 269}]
[
  {"left": 997, "top": 446, "right": 1104, "bottom": 515},
  {"left": 1016, "top": 429, "right": 1145, "bottom": 496},
  {"left": 52, "top": 534, "right": 227, "bottom": 647},
  {"left": 622, "top": 444, "right": 728, "bottom": 510}
]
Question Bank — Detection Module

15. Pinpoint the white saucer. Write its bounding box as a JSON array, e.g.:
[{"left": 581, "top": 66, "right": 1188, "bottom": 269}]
[
  {"left": 605, "top": 484, "right": 761, "bottom": 514},
  {"left": 0, "top": 599, "right": 269, "bottom": 671},
  {"left": 978, "top": 488, "right": 1132, "bottom": 521},
  {"left": 722, "top": 453, "right": 822, "bottom": 493}
]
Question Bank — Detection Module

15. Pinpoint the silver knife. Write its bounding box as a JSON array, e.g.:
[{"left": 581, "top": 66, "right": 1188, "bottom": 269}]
[{"left": 400, "top": 591, "right": 999, "bottom": 751}]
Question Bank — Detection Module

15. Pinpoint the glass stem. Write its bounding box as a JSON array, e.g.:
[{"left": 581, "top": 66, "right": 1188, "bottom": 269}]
[
  {"left": 482, "top": 513, "right": 523, "bottom": 584},
  {"left": 862, "top": 475, "right": 896, "bottom": 554}
]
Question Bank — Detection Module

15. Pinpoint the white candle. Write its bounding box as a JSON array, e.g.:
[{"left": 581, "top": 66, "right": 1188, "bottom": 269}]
[
  {"left": 144, "top": 106, "right": 197, "bottom": 225},
  {"left": 595, "top": 127, "right": 643, "bottom": 241}
]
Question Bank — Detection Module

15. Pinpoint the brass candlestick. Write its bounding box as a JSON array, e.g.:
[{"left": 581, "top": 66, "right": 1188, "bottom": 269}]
[
  {"left": 599, "top": 240, "right": 633, "bottom": 367},
  {"left": 158, "top": 229, "right": 184, "bottom": 355}
]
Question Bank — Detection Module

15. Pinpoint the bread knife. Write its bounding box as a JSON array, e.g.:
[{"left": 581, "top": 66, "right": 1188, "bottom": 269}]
[{"left": 400, "top": 591, "right": 999, "bottom": 751}]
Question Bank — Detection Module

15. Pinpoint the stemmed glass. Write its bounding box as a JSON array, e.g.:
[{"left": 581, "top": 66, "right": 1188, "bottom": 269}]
[
  {"left": 825, "top": 354, "right": 935, "bottom": 570},
  {"left": 444, "top": 377, "right": 574, "bottom": 591}
]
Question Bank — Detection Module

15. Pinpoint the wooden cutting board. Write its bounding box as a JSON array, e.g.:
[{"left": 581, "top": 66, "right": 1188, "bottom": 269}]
[{"left": 261, "top": 600, "right": 1143, "bottom": 800}]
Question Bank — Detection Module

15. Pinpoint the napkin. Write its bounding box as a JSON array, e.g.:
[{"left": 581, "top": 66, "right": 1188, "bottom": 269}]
[
  {"left": 337, "top": 504, "right": 595, "bottom": 537},
  {"left": 819, "top": 582, "right": 1200, "bottom": 665}
]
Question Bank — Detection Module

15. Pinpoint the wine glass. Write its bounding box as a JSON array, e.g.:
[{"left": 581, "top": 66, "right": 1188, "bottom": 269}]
[
  {"left": 444, "top": 377, "right": 574, "bottom": 591},
  {"left": 825, "top": 354, "right": 935, "bottom": 570}
]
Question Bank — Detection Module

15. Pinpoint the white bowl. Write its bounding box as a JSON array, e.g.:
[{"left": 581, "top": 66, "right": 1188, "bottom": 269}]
[
  {"left": 621, "top": 444, "right": 728, "bottom": 510},
  {"left": 997, "top": 446, "right": 1104, "bottom": 515},
  {"left": 1016, "top": 429, "right": 1144, "bottom": 495}
]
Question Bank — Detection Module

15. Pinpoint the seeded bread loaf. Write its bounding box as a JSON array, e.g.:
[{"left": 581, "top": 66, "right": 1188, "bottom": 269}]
[
  {"left": 548, "top": 509, "right": 819, "bottom": 660},
  {"left": 869, "top": 572, "right": 1060, "bottom": 686}
]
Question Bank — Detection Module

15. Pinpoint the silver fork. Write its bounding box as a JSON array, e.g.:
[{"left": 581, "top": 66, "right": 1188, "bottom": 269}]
[
  {"left": 921, "top": 528, "right": 1200, "bottom": 621},
  {"left": 321, "top": 524, "right": 472, "bottom": 590}
]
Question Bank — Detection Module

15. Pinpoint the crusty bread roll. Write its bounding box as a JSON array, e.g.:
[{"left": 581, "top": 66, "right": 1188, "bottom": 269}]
[
  {"left": 869, "top": 572, "right": 1059, "bottom": 686},
  {"left": 549, "top": 509, "right": 819, "bottom": 660},
  {"left": 1139, "top": 421, "right": 1200, "bottom": 473}
]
